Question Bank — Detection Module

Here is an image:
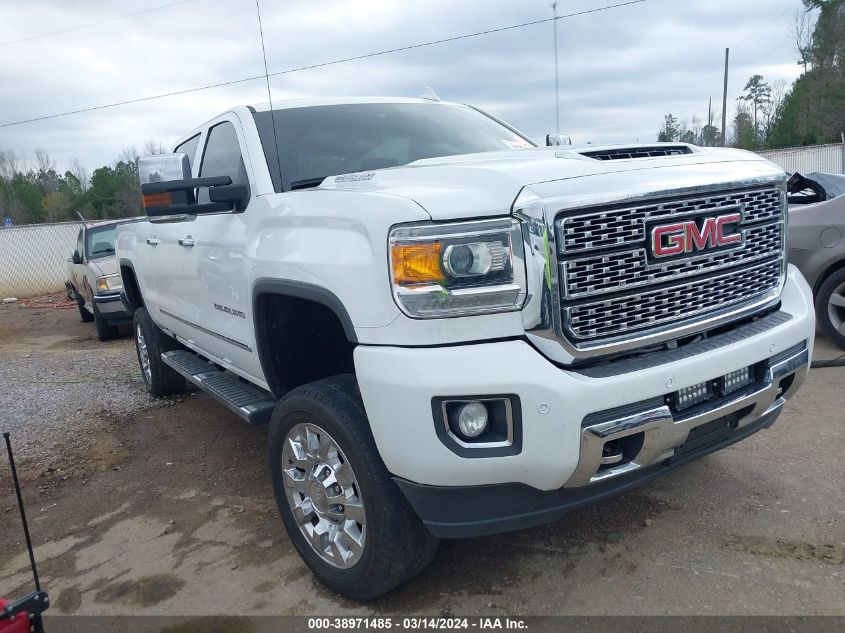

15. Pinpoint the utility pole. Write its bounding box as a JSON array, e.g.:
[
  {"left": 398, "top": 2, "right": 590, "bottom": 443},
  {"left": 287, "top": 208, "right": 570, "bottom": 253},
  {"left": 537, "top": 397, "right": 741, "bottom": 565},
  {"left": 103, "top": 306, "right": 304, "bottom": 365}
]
[
  {"left": 721, "top": 48, "right": 730, "bottom": 147},
  {"left": 551, "top": 2, "right": 560, "bottom": 134}
]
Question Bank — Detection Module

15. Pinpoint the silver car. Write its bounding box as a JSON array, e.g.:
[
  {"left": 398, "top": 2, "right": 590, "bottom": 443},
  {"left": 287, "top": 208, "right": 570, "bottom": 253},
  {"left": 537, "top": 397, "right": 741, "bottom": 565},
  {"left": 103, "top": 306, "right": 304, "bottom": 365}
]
[
  {"left": 787, "top": 172, "right": 845, "bottom": 348},
  {"left": 66, "top": 219, "right": 139, "bottom": 341}
]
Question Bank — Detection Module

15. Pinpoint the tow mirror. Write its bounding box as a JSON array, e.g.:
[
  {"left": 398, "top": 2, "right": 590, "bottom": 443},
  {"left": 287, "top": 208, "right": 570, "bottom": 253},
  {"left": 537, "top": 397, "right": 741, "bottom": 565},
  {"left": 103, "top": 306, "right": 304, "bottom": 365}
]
[
  {"left": 138, "top": 153, "right": 243, "bottom": 223},
  {"left": 138, "top": 152, "right": 191, "bottom": 185},
  {"left": 546, "top": 133, "right": 572, "bottom": 147}
]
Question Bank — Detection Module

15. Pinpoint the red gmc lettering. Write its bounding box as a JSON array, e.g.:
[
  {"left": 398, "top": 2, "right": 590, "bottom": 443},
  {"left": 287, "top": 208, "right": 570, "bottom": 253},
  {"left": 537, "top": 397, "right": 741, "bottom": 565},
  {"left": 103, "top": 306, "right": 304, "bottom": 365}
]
[
  {"left": 652, "top": 213, "right": 742, "bottom": 258},
  {"left": 715, "top": 213, "right": 742, "bottom": 246},
  {"left": 652, "top": 223, "right": 687, "bottom": 257}
]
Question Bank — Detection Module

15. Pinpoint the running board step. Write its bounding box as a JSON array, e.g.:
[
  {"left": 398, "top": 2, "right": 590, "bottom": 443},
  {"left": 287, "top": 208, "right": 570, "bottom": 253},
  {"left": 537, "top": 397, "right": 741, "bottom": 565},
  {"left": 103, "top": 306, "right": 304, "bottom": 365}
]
[{"left": 161, "top": 350, "right": 276, "bottom": 425}]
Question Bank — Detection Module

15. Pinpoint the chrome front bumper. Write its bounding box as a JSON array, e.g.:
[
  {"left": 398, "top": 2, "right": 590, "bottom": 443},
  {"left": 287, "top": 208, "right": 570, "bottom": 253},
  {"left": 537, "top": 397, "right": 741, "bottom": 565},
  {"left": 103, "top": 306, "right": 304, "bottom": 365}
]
[{"left": 567, "top": 342, "right": 810, "bottom": 487}]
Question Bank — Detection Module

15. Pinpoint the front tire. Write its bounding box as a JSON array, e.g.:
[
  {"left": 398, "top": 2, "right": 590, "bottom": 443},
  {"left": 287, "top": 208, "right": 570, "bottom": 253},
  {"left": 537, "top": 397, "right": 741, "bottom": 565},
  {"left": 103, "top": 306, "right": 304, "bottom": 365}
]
[
  {"left": 93, "top": 303, "right": 120, "bottom": 342},
  {"left": 133, "top": 307, "right": 185, "bottom": 397},
  {"left": 268, "top": 375, "right": 439, "bottom": 600},
  {"left": 76, "top": 294, "right": 94, "bottom": 323},
  {"left": 816, "top": 268, "right": 845, "bottom": 350}
]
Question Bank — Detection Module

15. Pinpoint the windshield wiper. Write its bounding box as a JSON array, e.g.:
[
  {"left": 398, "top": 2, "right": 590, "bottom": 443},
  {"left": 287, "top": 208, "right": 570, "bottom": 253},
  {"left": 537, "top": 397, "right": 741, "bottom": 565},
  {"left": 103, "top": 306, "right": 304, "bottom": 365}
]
[{"left": 289, "top": 177, "right": 327, "bottom": 191}]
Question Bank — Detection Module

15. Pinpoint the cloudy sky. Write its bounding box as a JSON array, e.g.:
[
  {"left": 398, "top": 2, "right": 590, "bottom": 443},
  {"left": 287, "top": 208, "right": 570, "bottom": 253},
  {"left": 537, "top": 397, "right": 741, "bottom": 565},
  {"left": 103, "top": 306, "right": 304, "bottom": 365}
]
[{"left": 0, "top": 0, "right": 807, "bottom": 172}]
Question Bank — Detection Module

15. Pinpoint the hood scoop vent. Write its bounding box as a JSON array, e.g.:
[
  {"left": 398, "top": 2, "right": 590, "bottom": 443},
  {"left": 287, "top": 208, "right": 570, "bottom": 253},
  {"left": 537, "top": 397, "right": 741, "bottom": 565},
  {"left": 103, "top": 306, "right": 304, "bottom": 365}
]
[{"left": 580, "top": 146, "right": 693, "bottom": 161}]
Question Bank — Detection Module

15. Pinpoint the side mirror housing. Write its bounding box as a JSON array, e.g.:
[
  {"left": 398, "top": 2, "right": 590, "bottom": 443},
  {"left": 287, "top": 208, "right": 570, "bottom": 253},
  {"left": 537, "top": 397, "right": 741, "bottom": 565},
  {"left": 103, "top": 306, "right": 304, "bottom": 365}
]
[
  {"left": 72, "top": 250, "right": 82, "bottom": 265},
  {"left": 138, "top": 152, "right": 191, "bottom": 185},
  {"left": 546, "top": 133, "right": 573, "bottom": 147},
  {"left": 138, "top": 153, "right": 242, "bottom": 222}
]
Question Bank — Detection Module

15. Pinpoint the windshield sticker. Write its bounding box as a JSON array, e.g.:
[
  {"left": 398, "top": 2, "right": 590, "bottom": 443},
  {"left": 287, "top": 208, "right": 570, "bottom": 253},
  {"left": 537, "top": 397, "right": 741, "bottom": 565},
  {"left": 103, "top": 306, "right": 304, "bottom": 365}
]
[
  {"left": 334, "top": 172, "right": 376, "bottom": 183},
  {"left": 501, "top": 139, "right": 532, "bottom": 150}
]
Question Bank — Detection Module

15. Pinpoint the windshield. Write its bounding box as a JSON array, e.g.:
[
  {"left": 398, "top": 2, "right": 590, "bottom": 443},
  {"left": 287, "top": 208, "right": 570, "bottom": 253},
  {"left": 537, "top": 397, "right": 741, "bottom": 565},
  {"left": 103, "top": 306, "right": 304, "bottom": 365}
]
[
  {"left": 252, "top": 103, "right": 535, "bottom": 191},
  {"left": 86, "top": 226, "right": 116, "bottom": 259}
]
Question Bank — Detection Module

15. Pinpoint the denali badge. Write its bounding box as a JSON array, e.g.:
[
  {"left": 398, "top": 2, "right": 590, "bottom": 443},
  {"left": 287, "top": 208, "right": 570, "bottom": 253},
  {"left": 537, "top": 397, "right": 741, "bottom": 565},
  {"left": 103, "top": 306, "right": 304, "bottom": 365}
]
[
  {"left": 214, "top": 303, "right": 246, "bottom": 319},
  {"left": 651, "top": 212, "right": 742, "bottom": 258}
]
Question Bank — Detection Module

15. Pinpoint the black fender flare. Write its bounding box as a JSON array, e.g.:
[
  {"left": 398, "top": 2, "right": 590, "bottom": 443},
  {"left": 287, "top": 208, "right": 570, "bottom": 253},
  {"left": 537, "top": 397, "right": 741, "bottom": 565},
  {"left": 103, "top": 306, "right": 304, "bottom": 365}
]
[
  {"left": 252, "top": 279, "right": 358, "bottom": 398},
  {"left": 119, "top": 258, "right": 142, "bottom": 312}
]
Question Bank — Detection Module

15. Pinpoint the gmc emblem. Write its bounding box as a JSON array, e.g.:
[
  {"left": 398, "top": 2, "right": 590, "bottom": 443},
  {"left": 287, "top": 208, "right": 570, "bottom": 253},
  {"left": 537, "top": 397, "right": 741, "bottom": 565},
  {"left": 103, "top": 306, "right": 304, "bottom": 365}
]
[{"left": 651, "top": 213, "right": 742, "bottom": 258}]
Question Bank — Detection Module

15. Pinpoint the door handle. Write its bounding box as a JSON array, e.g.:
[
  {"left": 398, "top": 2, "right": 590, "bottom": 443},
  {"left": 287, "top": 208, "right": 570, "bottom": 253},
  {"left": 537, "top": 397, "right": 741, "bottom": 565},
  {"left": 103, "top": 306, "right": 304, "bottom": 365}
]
[
  {"left": 146, "top": 238, "right": 160, "bottom": 246},
  {"left": 178, "top": 236, "right": 195, "bottom": 247}
]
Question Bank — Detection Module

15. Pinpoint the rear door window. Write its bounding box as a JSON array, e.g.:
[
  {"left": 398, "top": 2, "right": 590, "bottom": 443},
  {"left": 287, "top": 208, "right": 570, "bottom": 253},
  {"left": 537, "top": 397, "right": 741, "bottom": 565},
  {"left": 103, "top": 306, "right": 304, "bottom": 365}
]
[{"left": 197, "top": 122, "right": 248, "bottom": 204}]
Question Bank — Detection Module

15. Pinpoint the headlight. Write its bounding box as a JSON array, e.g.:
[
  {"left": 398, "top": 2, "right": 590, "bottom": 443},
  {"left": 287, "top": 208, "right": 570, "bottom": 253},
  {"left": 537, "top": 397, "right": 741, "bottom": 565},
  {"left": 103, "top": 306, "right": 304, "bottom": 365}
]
[
  {"left": 96, "top": 274, "right": 122, "bottom": 294},
  {"left": 389, "top": 218, "right": 526, "bottom": 318}
]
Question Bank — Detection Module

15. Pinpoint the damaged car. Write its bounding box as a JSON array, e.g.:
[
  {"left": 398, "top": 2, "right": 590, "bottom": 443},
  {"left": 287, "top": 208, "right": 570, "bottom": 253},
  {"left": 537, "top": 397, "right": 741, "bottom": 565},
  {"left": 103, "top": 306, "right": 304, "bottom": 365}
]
[{"left": 787, "top": 172, "right": 845, "bottom": 348}]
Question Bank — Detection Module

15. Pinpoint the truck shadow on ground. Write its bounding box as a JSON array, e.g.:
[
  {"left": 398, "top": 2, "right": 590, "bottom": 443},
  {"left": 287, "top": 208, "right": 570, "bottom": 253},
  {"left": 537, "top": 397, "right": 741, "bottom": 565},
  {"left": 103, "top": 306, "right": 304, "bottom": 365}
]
[
  {"left": 2, "top": 382, "right": 840, "bottom": 616},
  {"left": 0, "top": 391, "right": 687, "bottom": 615}
]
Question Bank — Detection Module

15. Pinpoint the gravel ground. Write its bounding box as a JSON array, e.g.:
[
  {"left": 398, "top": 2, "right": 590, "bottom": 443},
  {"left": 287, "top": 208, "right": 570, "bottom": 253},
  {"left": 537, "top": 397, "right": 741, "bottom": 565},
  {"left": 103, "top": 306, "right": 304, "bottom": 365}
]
[
  {"left": 0, "top": 297, "right": 185, "bottom": 463},
  {"left": 0, "top": 296, "right": 843, "bottom": 617}
]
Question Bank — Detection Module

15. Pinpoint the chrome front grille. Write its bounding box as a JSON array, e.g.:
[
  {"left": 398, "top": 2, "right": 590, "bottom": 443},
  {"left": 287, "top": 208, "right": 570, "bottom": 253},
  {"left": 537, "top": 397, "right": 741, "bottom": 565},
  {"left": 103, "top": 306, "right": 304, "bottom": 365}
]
[
  {"left": 555, "top": 186, "right": 784, "bottom": 344},
  {"left": 564, "top": 260, "right": 782, "bottom": 340},
  {"left": 562, "top": 222, "right": 782, "bottom": 299},
  {"left": 559, "top": 188, "right": 782, "bottom": 254}
]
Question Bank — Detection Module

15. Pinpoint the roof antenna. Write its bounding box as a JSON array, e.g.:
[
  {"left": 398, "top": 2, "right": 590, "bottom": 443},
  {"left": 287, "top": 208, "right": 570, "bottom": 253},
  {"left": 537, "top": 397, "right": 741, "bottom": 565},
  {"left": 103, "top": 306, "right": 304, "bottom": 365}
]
[
  {"left": 75, "top": 210, "right": 89, "bottom": 226},
  {"left": 419, "top": 87, "right": 441, "bottom": 102},
  {"left": 254, "top": 0, "right": 284, "bottom": 189}
]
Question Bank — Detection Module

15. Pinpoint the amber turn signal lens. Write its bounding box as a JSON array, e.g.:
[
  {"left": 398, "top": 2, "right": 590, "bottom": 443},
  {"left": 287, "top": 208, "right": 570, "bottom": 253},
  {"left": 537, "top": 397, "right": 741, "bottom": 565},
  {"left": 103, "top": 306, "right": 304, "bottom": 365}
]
[
  {"left": 142, "top": 192, "right": 172, "bottom": 208},
  {"left": 97, "top": 278, "right": 109, "bottom": 291},
  {"left": 391, "top": 242, "right": 445, "bottom": 285}
]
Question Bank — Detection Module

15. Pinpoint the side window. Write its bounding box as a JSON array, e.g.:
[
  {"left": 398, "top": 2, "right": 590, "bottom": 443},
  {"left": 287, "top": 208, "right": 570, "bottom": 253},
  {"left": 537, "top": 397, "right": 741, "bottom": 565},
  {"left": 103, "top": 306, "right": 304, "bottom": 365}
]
[
  {"left": 197, "top": 122, "right": 247, "bottom": 204},
  {"left": 174, "top": 134, "right": 201, "bottom": 171}
]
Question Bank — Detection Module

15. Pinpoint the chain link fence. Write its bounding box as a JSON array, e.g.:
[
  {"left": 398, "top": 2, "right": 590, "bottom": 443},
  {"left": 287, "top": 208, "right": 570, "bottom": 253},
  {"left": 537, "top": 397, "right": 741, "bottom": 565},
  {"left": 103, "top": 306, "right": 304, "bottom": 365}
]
[
  {"left": 757, "top": 143, "right": 845, "bottom": 175},
  {"left": 0, "top": 221, "right": 82, "bottom": 299}
]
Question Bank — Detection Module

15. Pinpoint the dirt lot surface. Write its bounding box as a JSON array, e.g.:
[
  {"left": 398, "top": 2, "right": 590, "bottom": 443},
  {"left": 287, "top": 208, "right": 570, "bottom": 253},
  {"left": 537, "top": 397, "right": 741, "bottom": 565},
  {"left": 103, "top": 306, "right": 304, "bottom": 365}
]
[{"left": 0, "top": 298, "right": 843, "bottom": 617}]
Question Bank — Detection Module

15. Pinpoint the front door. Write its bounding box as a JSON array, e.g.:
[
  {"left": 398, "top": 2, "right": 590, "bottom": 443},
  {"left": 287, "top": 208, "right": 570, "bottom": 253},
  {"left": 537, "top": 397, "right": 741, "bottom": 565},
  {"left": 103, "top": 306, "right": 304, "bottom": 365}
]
[
  {"left": 162, "top": 116, "right": 262, "bottom": 383},
  {"left": 146, "top": 133, "right": 202, "bottom": 326}
]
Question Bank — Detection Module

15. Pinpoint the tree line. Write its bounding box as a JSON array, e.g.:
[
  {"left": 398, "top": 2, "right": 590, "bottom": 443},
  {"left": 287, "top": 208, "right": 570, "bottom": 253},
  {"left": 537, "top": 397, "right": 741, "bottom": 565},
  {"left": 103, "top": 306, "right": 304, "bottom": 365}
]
[
  {"left": 657, "top": 0, "right": 844, "bottom": 150},
  {"left": 0, "top": 141, "right": 165, "bottom": 226}
]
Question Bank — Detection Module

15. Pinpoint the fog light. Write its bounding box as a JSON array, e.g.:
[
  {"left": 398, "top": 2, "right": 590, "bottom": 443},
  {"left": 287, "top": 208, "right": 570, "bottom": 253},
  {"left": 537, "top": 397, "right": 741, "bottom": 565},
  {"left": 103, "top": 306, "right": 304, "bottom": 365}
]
[
  {"left": 720, "top": 366, "right": 754, "bottom": 395},
  {"left": 674, "top": 381, "right": 712, "bottom": 411},
  {"left": 456, "top": 402, "right": 489, "bottom": 439}
]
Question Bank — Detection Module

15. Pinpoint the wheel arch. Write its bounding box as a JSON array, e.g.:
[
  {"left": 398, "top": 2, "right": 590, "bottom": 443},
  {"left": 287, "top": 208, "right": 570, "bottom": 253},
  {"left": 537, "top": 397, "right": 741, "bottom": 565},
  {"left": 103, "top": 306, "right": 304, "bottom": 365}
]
[
  {"left": 119, "top": 258, "right": 144, "bottom": 311},
  {"left": 253, "top": 279, "right": 358, "bottom": 399},
  {"left": 812, "top": 256, "right": 845, "bottom": 296}
]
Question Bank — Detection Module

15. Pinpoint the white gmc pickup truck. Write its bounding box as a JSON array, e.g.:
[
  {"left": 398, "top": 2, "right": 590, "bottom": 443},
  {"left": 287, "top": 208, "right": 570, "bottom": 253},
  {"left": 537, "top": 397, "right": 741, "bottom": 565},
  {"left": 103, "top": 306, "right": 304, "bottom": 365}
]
[{"left": 117, "top": 96, "right": 815, "bottom": 600}]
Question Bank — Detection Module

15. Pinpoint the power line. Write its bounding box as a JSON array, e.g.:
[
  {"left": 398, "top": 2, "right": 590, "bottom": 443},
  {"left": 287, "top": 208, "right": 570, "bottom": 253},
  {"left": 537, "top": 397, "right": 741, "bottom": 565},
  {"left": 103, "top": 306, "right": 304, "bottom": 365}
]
[
  {"left": 742, "top": 42, "right": 789, "bottom": 66},
  {"left": 0, "top": 0, "right": 648, "bottom": 129},
  {"left": 0, "top": 75, "right": 268, "bottom": 129},
  {"left": 0, "top": 0, "right": 196, "bottom": 47},
  {"left": 263, "top": 1, "right": 647, "bottom": 80},
  {"left": 740, "top": 5, "right": 793, "bottom": 47}
]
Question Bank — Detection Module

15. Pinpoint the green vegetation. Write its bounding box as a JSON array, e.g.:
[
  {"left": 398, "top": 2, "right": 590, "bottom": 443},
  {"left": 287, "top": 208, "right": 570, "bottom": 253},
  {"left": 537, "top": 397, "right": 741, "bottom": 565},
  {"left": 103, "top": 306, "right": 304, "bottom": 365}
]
[
  {"left": 658, "top": 0, "right": 844, "bottom": 150},
  {"left": 0, "top": 143, "right": 164, "bottom": 225}
]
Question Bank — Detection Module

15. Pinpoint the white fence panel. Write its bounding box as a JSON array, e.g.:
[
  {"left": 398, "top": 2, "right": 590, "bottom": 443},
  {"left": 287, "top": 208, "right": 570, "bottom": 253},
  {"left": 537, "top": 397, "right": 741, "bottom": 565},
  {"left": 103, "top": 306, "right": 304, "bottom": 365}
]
[
  {"left": 0, "top": 222, "right": 82, "bottom": 299},
  {"left": 757, "top": 143, "right": 845, "bottom": 175}
]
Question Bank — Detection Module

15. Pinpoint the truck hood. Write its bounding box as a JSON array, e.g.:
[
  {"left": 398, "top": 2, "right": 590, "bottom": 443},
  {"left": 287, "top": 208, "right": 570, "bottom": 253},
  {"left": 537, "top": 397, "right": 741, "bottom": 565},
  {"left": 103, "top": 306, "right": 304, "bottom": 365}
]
[
  {"left": 88, "top": 256, "right": 118, "bottom": 277},
  {"left": 318, "top": 144, "right": 781, "bottom": 220}
]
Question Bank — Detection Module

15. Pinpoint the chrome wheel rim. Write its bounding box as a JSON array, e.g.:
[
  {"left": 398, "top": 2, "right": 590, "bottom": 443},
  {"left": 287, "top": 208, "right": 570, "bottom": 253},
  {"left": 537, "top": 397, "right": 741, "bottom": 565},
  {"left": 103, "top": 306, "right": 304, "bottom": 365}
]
[
  {"left": 281, "top": 423, "right": 366, "bottom": 568},
  {"left": 828, "top": 282, "right": 845, "bottom": 336},
  {"left": 136, "top": 324, "right": 152, "bottom": 384}
]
